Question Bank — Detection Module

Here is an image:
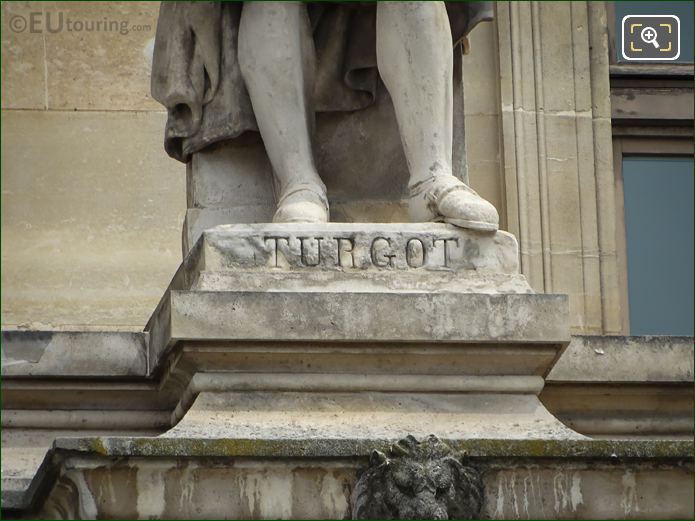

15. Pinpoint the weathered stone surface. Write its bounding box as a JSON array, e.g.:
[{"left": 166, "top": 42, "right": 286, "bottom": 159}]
[
  {"left": 0, "top": 332, "right": 568, "bottom": 512},
  {"left": 44, "top": 2, "right": 159, "bottom": 111},
  {"left": 165, "top": 391, "right": 580, "bottom": 442},
  {"left": 200, "top": 224, "right": 519, "bottom": 274},
  {"left": 1, "top": 2, "right": 46, "bottom": 110},
  {"left": 177, "top": 223, "right": 533, "bottom": 296},
  {"left": 146, "top": 222, "right": 561, "bottom": 369},
  {"left": 26, "top": 438, "right": 694, "bottom": 519},
  {"left": 133, "top": 216, "right": 575, "bottom": 458},
  {"left": 194, "top": 270, "right": 532, "bottom": 295},
  {"left": 1, "top": 427, "right": 162, "bottom": 512},
  {"left": 53, "top": 436, "right": 695, "bottom": 460},
  {"left": 4, "top": 332, "right": 688, "bottom": 513},
  {"left": 1, "top": 110, "right": 185, "bottom": 329},
  {"left": 542, "top": 335, "right": 694, "bottom": 437},
  {"left": 542, "top": 384, "right": 694, "bottom": 438},
  {"left": 496, "top": 2, "right": 620, "bottom": 334},
  {"left": 1, "top": 2, "right": 160, "bottom": 111},
  {"left": 0, "top": 331, "right": 147, "bottom": 377},
  {"left": 546, "top": 335, "right": 694, "bottom": 382},
  {"left": 147, "top": 291, "right": 568, "bottom": 370},
  {"left": 170, "top": 292, "right": 565, "bottom": 342}
]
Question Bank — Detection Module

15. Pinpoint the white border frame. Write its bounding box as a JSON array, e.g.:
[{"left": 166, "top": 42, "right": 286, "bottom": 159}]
[{"left": 620, "top": 14, "right": 681, "bottom": 61}]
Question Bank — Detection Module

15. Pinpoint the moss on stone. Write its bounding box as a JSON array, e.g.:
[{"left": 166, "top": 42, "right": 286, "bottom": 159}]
[{"left": 54, "top": 436, "right": 693, "bottom": 461}]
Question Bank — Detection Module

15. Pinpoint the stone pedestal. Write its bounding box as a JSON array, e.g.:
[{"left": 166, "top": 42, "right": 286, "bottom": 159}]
[{"left": 143, "top": 223, "right": 577, "bottom": 442}]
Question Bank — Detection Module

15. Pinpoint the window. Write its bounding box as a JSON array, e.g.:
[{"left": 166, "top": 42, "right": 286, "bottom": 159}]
[
  {"left": 609, "top": 0, "right": 693, "bottom": 336},
  {"left": 621, "top": 156, "right": 693, "bottom": 336}
]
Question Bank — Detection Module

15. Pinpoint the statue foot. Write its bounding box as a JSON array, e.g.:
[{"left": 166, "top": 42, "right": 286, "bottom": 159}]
[
  {"left": 273, "top": 183, "right": 329, "bottom": 223},
  {"left": 408, "top": 175, "right": 499, "bottom": 232}
]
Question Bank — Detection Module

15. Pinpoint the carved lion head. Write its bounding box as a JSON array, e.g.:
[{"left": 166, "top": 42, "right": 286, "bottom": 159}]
[{"left": 351, "top": 435, "right": 483, "bottom": 520}]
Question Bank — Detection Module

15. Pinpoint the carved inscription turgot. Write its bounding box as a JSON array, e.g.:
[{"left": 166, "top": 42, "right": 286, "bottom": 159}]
[
  {"left": 263, "top": 235, "right": 461, "bottom": 269},
  {"left": 203, "top": 224, "right": 520, "bottom": 274}
]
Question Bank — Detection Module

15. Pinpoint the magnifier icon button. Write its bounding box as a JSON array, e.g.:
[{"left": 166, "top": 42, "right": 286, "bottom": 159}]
[{"left": 640, "top": 26, "right": 660, "bottom": 48}]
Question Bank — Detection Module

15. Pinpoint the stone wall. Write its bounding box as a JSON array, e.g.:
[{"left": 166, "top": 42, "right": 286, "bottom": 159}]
[
  {"left": 1, "top": 2, "right": 185, "bottom": 329},
  {"left": 36, "top": 454, "right": 694, "bottom": 520}
]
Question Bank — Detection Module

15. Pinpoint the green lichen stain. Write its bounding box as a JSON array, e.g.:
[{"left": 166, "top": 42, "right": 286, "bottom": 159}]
[
  {"left": 449, "top": 438, "right": 694, "bottom": 460},
  {"left": 89, "top": 438, "right": 109, "bottom": 456},
  {"left": 126, "top": 437, "right": 382, "bottom": 459},
  {"left": 78, "top": 436, "right": 693, "bottom": 461}
]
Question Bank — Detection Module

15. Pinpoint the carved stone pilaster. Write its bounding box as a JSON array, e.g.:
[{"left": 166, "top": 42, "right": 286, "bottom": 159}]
[{"left": 496, "top": 1, "right": 620, "bottom": 334}]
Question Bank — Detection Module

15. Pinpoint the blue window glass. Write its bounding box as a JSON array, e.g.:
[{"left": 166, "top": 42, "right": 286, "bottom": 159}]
[{"left": 623, "top": 156, "right": 694, "bottom": 336}]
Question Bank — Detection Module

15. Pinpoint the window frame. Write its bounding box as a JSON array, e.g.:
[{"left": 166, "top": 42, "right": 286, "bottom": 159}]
[{"left": 612, "top": 138, "right": 693, "bottom": 334}]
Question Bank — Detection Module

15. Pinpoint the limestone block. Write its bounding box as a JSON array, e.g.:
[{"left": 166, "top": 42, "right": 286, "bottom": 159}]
[
  {"left": 0, "top": 331, "right": 147, "bottom": 377},
  {"left": 146, "top": 223, "right": 566, "bottom": 368},
  {"left": 1, "top": 2, "right": 160, "bottom": 111},
  {"left": 166, "top": 391, "right": 579, "bottom": 441},
  {"left": 463, "top": 22, "right": 500, "bottom": 116},
  {"left": 467, "top": 159, "right": 505, "bottom": 229},
  {"left": 537, "top": 3, "right": 576, "bottom": 113},
  {"left": 44, "top": 1, "right": 159, "bottom": 110},
  {"left": 187, "top": 140, "right": 275, "bottom": 210},
  {"left": 178, "top": 224, "right": 531, "bottom": 299},
  {"left": 542, "top": 336, "right": 695, "bottom": 437},
  {"left": 1, "top": 427, "right": 163, "bottom": 512},
  {"left": 167, "top": 291, "right": 567, "bottom": 344},
  {"left": 183, "top": 208, "right": 275, "bottom": 256},
  {"left": 35, "top": 439, "right": 694, "bottom": 519},
  {"left": 156, "top": 334, "right": 569, "bottom": 428},
  {"left": 183, "top": 141, "right": 276, "bottom": 252},
  {"left": 1, "top": 110, "right": 185, "bottom": 328},
  {"left": 547, "top": 336, "right": 694, "bottom": 383},
  {"left": 200, "top": 224, "right": 520, "bottom": 274},
  {"left": 328, "top": 201, "right": 408, "bottom": 226},
  {"left": 465, "top": 113, "right": 503, "bottom": 216},
  {"left": 142, "top": 225, "right": 574, "bottom": 449},
  {"left": 543, "top": 384, "right": 694, "bottom": 437},
  {"left": 485, "top": 464, "right": 693, "bottom": 519},
  {"left": 1, "top": 2, "right": 46, "bottom": 109},
  {"left": 147, "top": 290, "right": 568, "bottom": 371},
  {"left": 315, "top": 90, "right": 409, "bottom": 202},
  {"left": 496, "top": 1, "right": 618, "bottom": 334}
]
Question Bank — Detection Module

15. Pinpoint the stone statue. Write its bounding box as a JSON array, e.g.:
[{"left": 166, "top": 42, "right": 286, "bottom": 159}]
[
  {"left": 351, "top": 435, "right": 483, "bottom": 519},
  {"left": 152, "top": 2, "right": 498, "bottom": 231}
]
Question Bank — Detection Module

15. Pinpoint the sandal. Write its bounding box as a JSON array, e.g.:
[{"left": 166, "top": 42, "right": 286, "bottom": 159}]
[
  {"left": 408, "top": 175, "right": 498, "bottom": 232},
  {"left": 273, "top": 182, "right": 329, "bottom": 224}
]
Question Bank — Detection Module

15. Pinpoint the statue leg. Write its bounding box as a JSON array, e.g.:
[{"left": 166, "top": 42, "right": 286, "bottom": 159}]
[
  {"left": 376, "top": 2, "right": 498, "bottom": 231},
  {"left": 239, "top": 2, "right": 328, "bottom": 223}
]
